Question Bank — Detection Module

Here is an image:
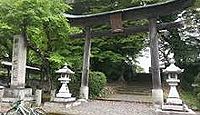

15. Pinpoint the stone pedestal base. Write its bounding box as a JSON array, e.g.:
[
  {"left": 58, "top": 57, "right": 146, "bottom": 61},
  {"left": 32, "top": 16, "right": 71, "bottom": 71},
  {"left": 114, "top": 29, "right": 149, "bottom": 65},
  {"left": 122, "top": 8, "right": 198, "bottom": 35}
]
[
  {"left": 152, "top": 89, "right": 163, "bottom": 108},
  {"left": 166, "top": 98, "right": 183, "bottom": 105},
  {"left": 162, "top": 104, "right": 184, "bottom": 111},
  {"left": 162, "top": 103, "right": 196, "bottom": 113},
  {"left": 80, "top": 86, "right": 89, "bottom": 100},
  {"left": 156, "top": 109, "right": 196, "bottom": 115},
  {"left": 2, "top": 88, "right": 33, "bottom": 102},
  {"left": 56, "top": 92, "right": 72, "bottom": 98},
  {"left": 53, "top": 97, "right": 76, "bottom": 102}
]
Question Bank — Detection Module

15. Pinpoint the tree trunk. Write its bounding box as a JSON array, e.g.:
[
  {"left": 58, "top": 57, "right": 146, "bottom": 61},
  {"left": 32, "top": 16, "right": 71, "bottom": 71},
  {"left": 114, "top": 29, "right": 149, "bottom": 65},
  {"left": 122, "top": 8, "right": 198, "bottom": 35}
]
[
  {"left": 118, "top": 69, "right": 126, "bottom": 83},
  {"left": 41, "top": 59, "right": 52, "bottom": 92}
]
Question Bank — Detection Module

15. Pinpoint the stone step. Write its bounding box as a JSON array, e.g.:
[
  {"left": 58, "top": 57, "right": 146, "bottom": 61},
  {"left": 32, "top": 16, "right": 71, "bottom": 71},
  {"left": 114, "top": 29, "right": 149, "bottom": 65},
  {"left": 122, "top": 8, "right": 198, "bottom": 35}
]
[
  {"left": 108, "top": 82, "right": 152, "bottom": 96},
  {"left": 116, "top": 88, "right": 151, "bottom": 91},
  {"left": 116, "top": 89, "right": 151, "bottom": 93},
  {"left": 109, "top": 84, "right": 152, "bottom": 88},
  {"left": 116, "top": 89, "right": 151, "bottom": 92},
  {"left": 116, "top": 91, "right": 151, "bottom": 96},
  {"left": 116, "top": 87, "right": 151, "bottom": 90},
  {"left": 116, "top": 88, "right": 151, "bottom": 92},
  {"left": 113, "top": 84, "right": 152, "bottom": 87}
]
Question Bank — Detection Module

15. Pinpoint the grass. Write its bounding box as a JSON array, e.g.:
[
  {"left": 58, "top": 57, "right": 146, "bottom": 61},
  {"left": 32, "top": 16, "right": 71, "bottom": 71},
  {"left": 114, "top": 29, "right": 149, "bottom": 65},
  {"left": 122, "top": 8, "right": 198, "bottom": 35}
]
[{"left": 180, "top": 90, "right": 200, "bottom": 111}]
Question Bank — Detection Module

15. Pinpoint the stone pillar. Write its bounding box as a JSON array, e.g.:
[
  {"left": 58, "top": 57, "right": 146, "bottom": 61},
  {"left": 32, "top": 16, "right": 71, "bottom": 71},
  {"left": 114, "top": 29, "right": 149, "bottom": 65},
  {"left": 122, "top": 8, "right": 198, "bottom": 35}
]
[
  {"left": 50, "top": 89, "right": 56, "bottom": 101},
  {"left": 35, "top": 89, "right": 42, "bottom": 106},
  {"left": 80, "top": 27, "right": 91, "bottom": 100},
  {"left": 149, "top": 18, "right": 163, "bottom": 107},
  {"left": 11, "top": 34, "right": 27, "bottom": 88}
]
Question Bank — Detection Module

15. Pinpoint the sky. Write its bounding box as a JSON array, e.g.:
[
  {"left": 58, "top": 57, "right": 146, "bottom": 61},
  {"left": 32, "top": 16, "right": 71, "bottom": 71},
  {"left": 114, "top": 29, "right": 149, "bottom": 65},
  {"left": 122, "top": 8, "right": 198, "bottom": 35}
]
[{"left": 136, "top": 47, "right": 151, "bottom": 73}]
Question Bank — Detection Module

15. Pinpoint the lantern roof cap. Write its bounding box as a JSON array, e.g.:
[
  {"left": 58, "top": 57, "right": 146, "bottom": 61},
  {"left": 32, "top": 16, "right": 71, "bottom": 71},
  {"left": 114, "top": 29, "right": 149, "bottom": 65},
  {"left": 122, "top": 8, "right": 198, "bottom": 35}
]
[
  {"left": 163, "top": 59, "right": 183, "bottom": 74},
  {"left": 56, "top": 64, "right": 75, "bottom": 74}
]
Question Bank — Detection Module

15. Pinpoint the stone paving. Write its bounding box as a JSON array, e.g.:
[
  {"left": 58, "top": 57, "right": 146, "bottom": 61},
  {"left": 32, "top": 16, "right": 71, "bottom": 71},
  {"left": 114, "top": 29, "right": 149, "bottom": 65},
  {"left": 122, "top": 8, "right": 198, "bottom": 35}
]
[
  {"left": 99, "top": 94, "right": 152, "bottom": 104},
  {"left": 62, "top": 100, "right": 155, "bottom": 115},
  {"left": 45, "top": 81, "right": 154, "bottom": 115},
  {"left": 45, "top": 100, "right": 200, "bottom": 115}
]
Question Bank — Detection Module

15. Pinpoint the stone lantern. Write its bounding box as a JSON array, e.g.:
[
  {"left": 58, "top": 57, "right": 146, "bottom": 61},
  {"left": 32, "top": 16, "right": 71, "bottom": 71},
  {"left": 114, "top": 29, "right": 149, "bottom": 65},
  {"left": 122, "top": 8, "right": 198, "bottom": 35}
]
[
  {"left": 163, "top": 59, "right": 183, "bottom": 109},
  {"left": 54, "top": 65, "right": 76, "bottom": 102},
  {"left": 162, "top": 59, "right": 195, "bottom": 113}
]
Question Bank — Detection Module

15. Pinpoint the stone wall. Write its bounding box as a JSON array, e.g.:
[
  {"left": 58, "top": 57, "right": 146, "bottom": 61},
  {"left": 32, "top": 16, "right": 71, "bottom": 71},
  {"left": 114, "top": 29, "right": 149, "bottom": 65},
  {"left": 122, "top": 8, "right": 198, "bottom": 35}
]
[{"left": 26, "top": 79, "right": 50, "bottom": 91}]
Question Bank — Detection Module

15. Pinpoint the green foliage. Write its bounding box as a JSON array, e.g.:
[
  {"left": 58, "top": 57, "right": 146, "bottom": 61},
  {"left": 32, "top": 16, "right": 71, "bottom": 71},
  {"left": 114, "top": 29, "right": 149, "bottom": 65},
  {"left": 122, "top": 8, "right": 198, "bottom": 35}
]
[
  {"left": 89, "top": 71, "right": 107, "bottom": 98},
  {"left": 158, "top": 8, "right": 200, "bottom": 91},
  {"left": 197, "top": 93, "right": 200, "bottom": 102},
  {"left": 98, "top": 86, "right": 116, "bottom": 98},
  {"left": 0, "top": 0, "right": 77, "bottom": 85},
  {"left": 69, "top": 71, "right": 107, "bottom": 98},
  {"left": 161, "top": 29, "right": 200, "bottom": 90},
  {"left": 68, "top": 72, "right": 81, "bottom": 97},
  {"left": 170, "top": 9, "right": 200, "bottom": 91},
  {"left": 72, "top": 0, "right": 167, "bottom": 14},
  {"left": 193, "top": 0, "right": 200, "bottom": 8},
  {"left": 91, "top": 34, "right": 145, "bottom": 81},
  {"left": 193, "top": 73, "right": 200, "bottom": 102},
  {"left": 181, "top": 90, "right": 200, "bottom": 110}
]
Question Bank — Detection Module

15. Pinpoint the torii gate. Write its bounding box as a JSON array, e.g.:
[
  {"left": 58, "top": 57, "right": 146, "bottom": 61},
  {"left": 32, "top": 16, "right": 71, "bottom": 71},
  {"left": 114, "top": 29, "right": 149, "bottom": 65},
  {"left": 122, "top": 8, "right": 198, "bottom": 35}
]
[{"left": 64, "top": 0, "right": 195, "bottom": 107}]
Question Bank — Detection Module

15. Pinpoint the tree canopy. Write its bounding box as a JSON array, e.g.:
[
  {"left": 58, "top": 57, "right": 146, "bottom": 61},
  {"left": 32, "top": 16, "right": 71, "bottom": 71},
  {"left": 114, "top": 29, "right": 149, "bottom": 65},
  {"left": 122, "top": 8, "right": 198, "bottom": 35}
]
[{"left": 0, "top": 0, "right": 149, "bottom": 85}]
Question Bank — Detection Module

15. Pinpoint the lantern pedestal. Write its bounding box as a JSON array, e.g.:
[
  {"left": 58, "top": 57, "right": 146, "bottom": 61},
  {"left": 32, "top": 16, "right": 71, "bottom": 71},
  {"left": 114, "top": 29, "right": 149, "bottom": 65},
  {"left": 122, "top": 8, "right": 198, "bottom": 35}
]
[
  {"left": 163, "top": 78, "right": 183, "bottom": 111},
  {"left": 56, "top": 78, "right": 71, "bottom": 98},
  {"left": 54, "top": 97, "right": 76, "bottom": 102},
  {"left": 54, "top": 77, "right": 76, "bottom": 102},
  {"left": 165, "top": 79, "right": 182, "bottom": 105},
  {"left": 160, "top": 78, "right": 195, "bottom": 114}
]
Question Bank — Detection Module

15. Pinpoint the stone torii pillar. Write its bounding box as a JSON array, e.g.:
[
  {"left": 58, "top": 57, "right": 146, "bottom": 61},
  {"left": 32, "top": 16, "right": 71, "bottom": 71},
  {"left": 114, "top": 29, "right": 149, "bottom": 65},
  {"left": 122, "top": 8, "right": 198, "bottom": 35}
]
[
  {"left": 11, "top": 34, "right": 27, "bottom": 88},
  {"left": 149, "top": 18, "right": 163, "bottom": 107},
  {"left": 80, "top": 27, "right": 91, "bottom": 100}
]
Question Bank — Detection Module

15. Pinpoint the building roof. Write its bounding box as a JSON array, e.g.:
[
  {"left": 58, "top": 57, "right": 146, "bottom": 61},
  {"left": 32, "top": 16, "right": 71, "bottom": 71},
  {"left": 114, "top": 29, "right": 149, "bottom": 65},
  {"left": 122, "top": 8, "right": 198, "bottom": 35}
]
[{"left": 1, "top": 61, "right": 40, "bottom": 71}]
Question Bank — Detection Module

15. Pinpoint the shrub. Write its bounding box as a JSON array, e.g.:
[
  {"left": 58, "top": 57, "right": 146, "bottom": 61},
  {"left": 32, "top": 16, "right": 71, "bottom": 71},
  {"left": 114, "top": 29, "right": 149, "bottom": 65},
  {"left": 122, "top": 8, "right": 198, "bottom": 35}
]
[
  {"left": 69, "top": 71, "right": 107, "bottom": 98},
  {"left": 89, "top": 71, "right": 107, "bottom": 98},
  {"left": 197, "top": 93, "right": 200, "bottom": 102},
  {"left": 193, "top": 73, "right": 200, "bottom": 102},
  {"left": 68, "top": 72, "right": 81, "bottom": 97},
  {"left": 98, "top": 86, "right": 116, "bottom": 98}
]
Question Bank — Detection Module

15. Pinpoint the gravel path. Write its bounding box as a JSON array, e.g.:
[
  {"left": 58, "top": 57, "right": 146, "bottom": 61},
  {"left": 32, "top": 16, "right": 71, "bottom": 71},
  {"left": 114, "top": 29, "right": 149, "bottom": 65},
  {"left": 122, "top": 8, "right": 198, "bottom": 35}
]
[{"left": 65, "top": 100, "right": 155, "bottom": 115}]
